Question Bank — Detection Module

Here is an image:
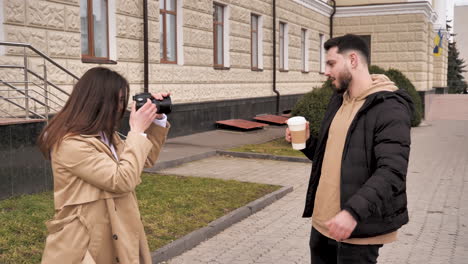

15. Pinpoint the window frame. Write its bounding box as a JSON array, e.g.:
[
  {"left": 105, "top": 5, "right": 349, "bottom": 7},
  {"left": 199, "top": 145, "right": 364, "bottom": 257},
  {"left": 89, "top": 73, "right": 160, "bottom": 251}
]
[
  {"left": 251, "top": 14, "right": 259, "bottom": 71},
  {"left": 357, "top": 34, "right": 371, "bottom": 64},
  {"left": 81, "top": 0, "right": 112, "bottom": 63},
  {"left": 160, "top": 0, "right": 178, "bottom": 64},
  {"left": 213, "top": 3, "right": 225, "bottom": 69},
  {"left": 301, "top": 28, "right": 309, "bottom": 73},
  {"left": 279, "top": 22, "right": 288, "bottom": 72},
  {"left": 319, "top": 33, "right": 325, "bottom": 74}
]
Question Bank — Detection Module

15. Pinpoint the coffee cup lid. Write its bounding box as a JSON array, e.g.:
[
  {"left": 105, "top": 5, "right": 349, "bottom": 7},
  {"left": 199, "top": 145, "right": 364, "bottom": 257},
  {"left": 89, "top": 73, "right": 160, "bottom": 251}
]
[{"left": 287, "top": 116, "right": 306, "bottom": 126}]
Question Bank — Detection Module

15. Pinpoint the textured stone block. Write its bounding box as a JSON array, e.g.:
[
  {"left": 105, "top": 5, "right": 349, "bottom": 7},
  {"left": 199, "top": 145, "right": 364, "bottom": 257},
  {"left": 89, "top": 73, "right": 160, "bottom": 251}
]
[
  {"left": 183, "top": 9, "right": 212, "bottom": 31},
  {"left": 128, "top": 62, "right": 144, "bottom": 83},
  {"left": 48, "top": 31, "right": 80, "bottom": 57},
  {"left": 389, "top": 42, "right": 408, "bottom": 52},
  {"left": 183, "top": 28, "right": 212, "bottom": 49},
  {"left": 389, "top": 24, "right": 408, "bottom": 32},
  {"left": 126, "top": 16, "right": 144, "bottom": 40},
  {"left": 231, "top": 5, "right": 250, "bottom": 24},
  {"left": 5, "top": 25, "right": 47, "bottom": 54},
  {"left": 408, "top": 62, "right": 427, "bottom": 72},
  {"left": 5, "top": 0, "right": 26, "bottom": 24},
  {"left": 374, "top": 24, "right": 389, "bottom": 32},
  {"left": 65, "top": 6, "right": 80, "bottom": 32},
  {"left": 336, "top": 17, "right": 360, "bottom": 26},
  {"left": 118, "top": 39, "right": 143, "bottom": 60},
  {"left": 148, "top": 20, "right": 159, "bottom": 42},
  {"left": 414, "top": 52, "right": 428, "bottom": 62},
  {"left": 116, "top": 15, "right": 127, "bottom": 38},
  {"left": 230, "top": 21, "right": 251, "bottom": 39},
  {"left": 377, "top": 15, "right": 398, "bottom": 24},
  {"left": 398, "top": 14, "right": 417, "bottom": 23},
  {"left": 398, "top": 32, "right": 415, "bottom": 42},
  {"left": 408, "top": 23, "right": 427, "bottom": 33},
  {"left": 147, "top": 0, "right": 158, "bottom": 19},
  {"left": 376, "top": 33, "right": 398, "bottom": 42},
  {"left": 398, "top": 52, "right": 415, "bottom": 62},
  {"left": 27, "top": 0, "right": 65, "bottom": 30},
  {"left": 184, "top": 0, "right": 212, "bottom": 13},
  {"left": 360, "top": 16, "right": 377, "bottom": 25},
  {"left": 414, "top": 32, "right": 427, "bottom": 42},
  {"left": 117, "top": 0, "right": 141, "bottom": 17}
]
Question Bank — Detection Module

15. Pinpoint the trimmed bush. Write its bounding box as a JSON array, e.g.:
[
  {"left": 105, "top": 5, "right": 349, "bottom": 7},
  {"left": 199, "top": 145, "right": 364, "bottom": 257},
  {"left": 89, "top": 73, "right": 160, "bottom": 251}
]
[
  {"left": 291, "top": 66, "right": 422, "bottom": 139},
  {"left": 291, "top": 80, "right": 333, "bottom": 139},
  {"left": 385, "top": 68, "right": 422, "bottom": 127},
  {"left": 368, "top": 65, "right": 386, "bottom": 74}
]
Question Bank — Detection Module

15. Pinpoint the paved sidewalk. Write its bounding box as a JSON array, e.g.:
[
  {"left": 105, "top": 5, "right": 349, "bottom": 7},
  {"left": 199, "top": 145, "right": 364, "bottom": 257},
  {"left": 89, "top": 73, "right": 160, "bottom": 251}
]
[
  {"left": 156, "top": 120, "right": 468, "bottom": 264},
  {"left": 149, "top": 126, "right": 285, "bottom": 170}
]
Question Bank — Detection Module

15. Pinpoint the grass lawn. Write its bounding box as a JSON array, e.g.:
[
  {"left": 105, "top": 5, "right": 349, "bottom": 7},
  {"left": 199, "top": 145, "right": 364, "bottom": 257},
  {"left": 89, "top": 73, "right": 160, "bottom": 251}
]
[
  {"left": 230, "top": 138, "right": 306, "bottom": 158},
  {"left": 0, "top": 173, "right": 280, "bottom": 264}
]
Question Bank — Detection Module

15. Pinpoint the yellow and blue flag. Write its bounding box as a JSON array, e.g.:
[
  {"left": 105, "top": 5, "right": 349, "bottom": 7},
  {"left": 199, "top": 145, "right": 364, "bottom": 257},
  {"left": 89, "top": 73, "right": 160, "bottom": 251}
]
[{"left": 433, "top": 29, "right": 443, "bottom": 56}]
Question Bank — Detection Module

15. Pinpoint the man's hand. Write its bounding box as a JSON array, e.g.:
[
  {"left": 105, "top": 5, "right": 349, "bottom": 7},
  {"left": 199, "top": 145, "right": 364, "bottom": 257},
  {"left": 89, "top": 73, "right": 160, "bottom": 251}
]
[
  {"left": 325, "top": 210, "right": 357, "bottom": 241},
  {"left": 285, "top": 121, "right": 310, "bottom": 142}
]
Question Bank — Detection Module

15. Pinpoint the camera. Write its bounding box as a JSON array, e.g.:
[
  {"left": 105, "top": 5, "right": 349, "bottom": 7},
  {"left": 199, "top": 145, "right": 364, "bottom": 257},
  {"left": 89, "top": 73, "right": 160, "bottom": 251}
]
[{"left": 133, "top": 92, "right": 172, "bottom": 114}]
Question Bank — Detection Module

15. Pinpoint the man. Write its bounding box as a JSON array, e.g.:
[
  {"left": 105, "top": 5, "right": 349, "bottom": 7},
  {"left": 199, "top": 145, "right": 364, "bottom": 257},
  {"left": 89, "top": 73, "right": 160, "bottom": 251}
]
[{"left": 286, "top": 34, "right": 413, "bottom": 263}]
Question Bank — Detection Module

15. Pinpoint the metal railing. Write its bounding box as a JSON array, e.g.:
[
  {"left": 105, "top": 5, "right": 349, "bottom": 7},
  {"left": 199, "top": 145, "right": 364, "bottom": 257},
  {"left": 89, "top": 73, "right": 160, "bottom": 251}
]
[{"left": 0, "top": 41, "right": 79, "bottom": 120}]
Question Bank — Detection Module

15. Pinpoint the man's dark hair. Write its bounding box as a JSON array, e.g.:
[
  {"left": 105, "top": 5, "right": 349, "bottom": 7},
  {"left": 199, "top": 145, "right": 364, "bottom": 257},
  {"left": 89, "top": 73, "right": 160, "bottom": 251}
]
[{"left": 324, "top": 34, "right": 370, "bottom": 65}]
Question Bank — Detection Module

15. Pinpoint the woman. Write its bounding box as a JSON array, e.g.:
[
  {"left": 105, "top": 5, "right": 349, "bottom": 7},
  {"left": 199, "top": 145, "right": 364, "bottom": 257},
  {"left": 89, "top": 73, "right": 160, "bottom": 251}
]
[{"left": 38, "top": 67, "right": 170, "bottom": 263}]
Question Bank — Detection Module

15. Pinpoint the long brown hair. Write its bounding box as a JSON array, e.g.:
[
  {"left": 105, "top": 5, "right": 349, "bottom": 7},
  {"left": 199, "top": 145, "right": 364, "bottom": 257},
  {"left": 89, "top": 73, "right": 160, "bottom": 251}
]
[{"left": 37, "top": 67, "right": 129, "bottom": 158}]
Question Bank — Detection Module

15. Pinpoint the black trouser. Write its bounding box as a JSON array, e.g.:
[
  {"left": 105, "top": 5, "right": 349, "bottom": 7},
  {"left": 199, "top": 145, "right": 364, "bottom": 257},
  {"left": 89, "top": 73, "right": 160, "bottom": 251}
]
[{"left": 309, "top": 227, "right": 383, "bottom": 264}]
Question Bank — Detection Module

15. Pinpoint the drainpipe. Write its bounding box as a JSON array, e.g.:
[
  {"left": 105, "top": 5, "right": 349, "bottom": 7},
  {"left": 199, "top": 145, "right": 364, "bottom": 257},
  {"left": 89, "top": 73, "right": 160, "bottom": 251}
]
[
  {"left": 329, "top": 0, "right": 336, "bottom": 38},
  {"left": 272, "top": 0, "right": 280, "bottom": 114},
  {"left": 143, "top": 0, "right": 149, "bottom": 93}
]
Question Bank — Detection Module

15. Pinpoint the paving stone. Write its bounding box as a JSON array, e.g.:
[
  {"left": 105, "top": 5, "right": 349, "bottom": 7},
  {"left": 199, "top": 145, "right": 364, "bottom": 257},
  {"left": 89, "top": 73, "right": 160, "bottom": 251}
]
[{"left": 159, "top": 120, "right": 468, "bottom": 264}]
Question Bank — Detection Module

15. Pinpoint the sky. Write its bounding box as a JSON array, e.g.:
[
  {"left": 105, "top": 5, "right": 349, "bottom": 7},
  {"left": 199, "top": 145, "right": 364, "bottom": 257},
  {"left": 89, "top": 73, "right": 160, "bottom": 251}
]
[
  {"left": 454, "top": 0, "right": 468, "bottom": 5},
  {"left": 447, "top": 0, "right": 468, "bottom": 36}
]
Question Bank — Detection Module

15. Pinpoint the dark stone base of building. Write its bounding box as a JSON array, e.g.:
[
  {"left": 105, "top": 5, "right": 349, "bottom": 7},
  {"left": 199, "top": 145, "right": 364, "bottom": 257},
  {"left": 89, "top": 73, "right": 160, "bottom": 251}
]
[
  {"left": 0, "top": 121, "right": 52, "bottom": 200},
  {"left": 120, "top": 94, "right": 305, "bottom": 138},
  {"left": 0, "top": 94, "right": 305, "bottom": 199}
]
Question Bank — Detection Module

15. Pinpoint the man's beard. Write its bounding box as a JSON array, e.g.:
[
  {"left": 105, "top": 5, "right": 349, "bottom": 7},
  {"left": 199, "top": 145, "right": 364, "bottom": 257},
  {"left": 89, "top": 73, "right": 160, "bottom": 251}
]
[{"left": 332, "top": 70, "right": 352, "bottom": 94}]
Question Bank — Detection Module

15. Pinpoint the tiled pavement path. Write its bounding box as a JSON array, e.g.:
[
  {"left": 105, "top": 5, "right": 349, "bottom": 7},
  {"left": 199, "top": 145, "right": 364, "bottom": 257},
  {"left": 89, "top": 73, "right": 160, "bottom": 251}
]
[{"left": 159, "top": 120, "right": 468, "bottom": 264}]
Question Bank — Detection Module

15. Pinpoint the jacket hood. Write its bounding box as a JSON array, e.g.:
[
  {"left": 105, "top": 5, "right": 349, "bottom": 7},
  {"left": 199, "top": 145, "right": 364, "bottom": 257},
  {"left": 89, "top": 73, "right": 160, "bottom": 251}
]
[
  {"left": 363, "top": 75, "right": 415, "bottom": 118},
  {"left": 343, "top": 74, "right": 398, "bottom": 104}
]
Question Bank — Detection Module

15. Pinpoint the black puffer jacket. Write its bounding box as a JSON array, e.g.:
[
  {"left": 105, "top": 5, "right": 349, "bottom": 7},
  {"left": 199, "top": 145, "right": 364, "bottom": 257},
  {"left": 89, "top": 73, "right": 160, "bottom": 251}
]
[{"left": 301, "top": 89, "right": 413, "bottom": 238}]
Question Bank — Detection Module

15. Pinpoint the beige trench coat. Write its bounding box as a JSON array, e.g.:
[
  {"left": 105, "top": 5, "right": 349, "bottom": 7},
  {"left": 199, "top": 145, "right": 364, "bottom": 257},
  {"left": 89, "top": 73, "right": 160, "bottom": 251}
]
[{"left": 41, "top": 123, "right": 169, "bottom": 264}]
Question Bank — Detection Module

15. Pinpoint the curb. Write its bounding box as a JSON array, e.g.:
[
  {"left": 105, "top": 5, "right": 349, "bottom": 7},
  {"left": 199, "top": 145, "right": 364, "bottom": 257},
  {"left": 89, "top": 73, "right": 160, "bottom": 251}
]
[
  {"left": 144, "top": 151, "right": 217, "bottom": 172},
  {"left": 151, "top": 185, "right": 294, "bottom": 263},
  {"left": 217, "top": 150, "right": 311, "bottom": 163}
]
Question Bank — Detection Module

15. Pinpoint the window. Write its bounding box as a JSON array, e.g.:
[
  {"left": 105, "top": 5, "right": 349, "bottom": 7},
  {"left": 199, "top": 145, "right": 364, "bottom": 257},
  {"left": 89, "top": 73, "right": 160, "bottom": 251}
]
[
  {"left": 81, "top": 0, "right": 109, "bottom": 61},
  {"left": 319, "top": 33, "right": 325, "bottom": 73},
  {"left": 279, "top": 22, "right": 288, "bottom": 71},
  {"left": 160, "top": 0, "right": 177, "bottom": 63},
  {"left": 358, "top": 35, "right": 371, "bottom": 64},
  {"left": 301, "top": 28, "right": 309, "bottom": 73},
  {"left": 251, "top": 14, "right": 259, "bottom": 70},
  {"left": 213, "top": 3, "right": 224, "bottom": 68}
]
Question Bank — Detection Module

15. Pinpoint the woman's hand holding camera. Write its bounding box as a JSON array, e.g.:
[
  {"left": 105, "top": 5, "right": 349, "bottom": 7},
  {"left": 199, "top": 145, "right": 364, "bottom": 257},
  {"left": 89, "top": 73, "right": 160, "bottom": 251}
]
[
  {"left": 130, "top": 99, "right": 157, "bottom": 133},
  {"left": 152, "top": 92, "right": 170, "bottom": 120},
  {"left": 130, "top": 92, "right": 171, "bottom": 133}
]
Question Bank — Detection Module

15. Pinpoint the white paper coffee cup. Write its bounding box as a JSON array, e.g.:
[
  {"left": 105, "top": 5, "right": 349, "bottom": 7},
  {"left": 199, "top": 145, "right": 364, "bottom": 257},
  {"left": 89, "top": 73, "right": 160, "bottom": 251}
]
[{"left": 287, "top": 116, "right": 307, "bottom": 150}]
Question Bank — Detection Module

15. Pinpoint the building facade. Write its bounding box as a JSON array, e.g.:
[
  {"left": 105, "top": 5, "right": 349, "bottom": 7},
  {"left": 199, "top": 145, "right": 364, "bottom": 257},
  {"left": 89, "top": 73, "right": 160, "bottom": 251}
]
[
  {"left": 454, "top": 4, "right": 468, "bottom": 82},
  {"left": 0, "top": 0, "right": 449, "bottom": 136}
]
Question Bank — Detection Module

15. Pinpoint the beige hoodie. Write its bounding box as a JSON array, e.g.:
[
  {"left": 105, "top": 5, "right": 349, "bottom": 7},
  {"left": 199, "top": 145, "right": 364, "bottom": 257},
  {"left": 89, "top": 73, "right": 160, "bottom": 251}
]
[{"left": 312, "top": 74, "right": 398, "bottom": 245}]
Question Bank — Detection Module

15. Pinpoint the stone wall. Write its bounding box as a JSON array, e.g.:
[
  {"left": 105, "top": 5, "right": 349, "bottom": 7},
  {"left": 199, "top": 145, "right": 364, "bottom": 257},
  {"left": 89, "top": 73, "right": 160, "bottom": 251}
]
[
  {"left": 1, "top": 0, "right": 329, "bottom": 110},
  {"left": 334, "top": 13, "right": 446, "bottom": 92},
  {"left": 432, "top": 32, "right": 448, "bottom": 88}
]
